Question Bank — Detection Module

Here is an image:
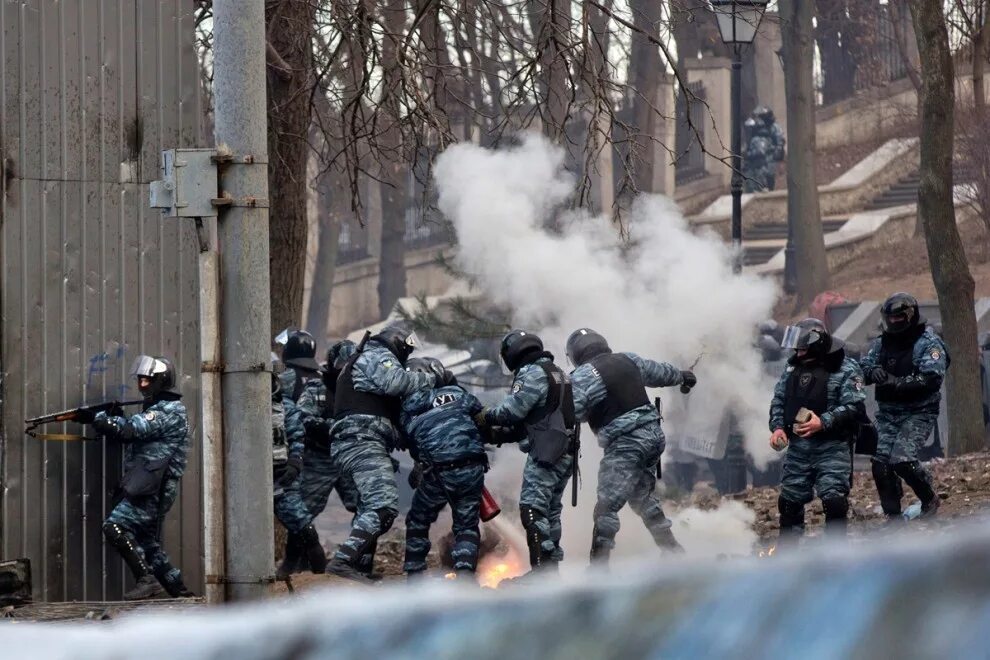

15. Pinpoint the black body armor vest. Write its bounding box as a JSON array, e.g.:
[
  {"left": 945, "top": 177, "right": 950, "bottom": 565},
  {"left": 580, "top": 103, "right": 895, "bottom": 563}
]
[
  {"left": 523, "top": 362, "right": 577, "bottom": 465},
  {"left": 586, "top": 353, "right": 650, "bottom": 433},
  {"left": 783, "top": 363, "right": 830, "bottom": 437},
  {"left": 333, "top": 355, "right": 400, "bottom": 423},
  {"left": 875, "top": 330, "right": 922, "bottom": 403}
]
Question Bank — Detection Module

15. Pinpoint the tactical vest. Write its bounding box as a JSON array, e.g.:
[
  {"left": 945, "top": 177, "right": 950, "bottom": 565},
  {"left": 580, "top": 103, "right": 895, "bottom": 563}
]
[
  {"left": 783, "top": 363, "right": 829, "bottom": 437},
  {"left": 586, "top": 353, "right": 650, "bottom": 433},
  {"left": 875, "top": 334, "right": 920, "bottom": 404},
  {"left": 333, "top": 354, "right": 400, "bottom": 423},
  {"left": 523, "top": 362, "right": 577, "bottom": 465}
]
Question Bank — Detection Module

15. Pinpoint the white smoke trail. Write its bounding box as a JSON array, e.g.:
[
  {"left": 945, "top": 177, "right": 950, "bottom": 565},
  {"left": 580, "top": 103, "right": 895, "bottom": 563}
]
[{"left": 434, "top": 133, "right": 779, "bottom": 558}]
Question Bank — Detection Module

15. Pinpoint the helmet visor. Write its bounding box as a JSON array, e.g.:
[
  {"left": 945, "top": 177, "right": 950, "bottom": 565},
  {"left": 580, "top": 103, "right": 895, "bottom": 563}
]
[
  {"left": 501, "top": 355, "right": 514, "bottom": 376},
  {"left": 405, "top": 331, "right": 420, "bottom": 350},
  {"left": 780, "top": 325, "right": 802, "bottom": 350},
  {"left": 274, "top": 328, "right": 291, "bottom": 346},
  {"left": 130, "top": 355, "right": 167, "bottom": 378}
]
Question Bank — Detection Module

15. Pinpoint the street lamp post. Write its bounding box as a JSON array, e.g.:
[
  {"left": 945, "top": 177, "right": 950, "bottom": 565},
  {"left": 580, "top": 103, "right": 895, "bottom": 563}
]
[{"left": 711, "top": 0, "right": 770, "bottom": 274}]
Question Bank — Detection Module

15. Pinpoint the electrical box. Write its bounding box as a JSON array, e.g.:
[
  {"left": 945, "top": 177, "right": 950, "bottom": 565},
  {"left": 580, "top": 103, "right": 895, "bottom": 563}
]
[{"left": 150, "top": 148, "right": 218, "bottom": 218}]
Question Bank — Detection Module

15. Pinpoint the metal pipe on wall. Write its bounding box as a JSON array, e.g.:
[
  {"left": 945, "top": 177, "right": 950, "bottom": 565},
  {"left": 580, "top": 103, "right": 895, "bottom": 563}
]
[{"left": 212, "top": 0, "right": 274, "bottom": 601}]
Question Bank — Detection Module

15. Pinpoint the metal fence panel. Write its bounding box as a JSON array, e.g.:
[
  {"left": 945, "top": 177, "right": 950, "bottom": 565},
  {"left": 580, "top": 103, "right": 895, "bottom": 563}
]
[{"left": 0, "top": 0, "right": 204, "bottom": 602}]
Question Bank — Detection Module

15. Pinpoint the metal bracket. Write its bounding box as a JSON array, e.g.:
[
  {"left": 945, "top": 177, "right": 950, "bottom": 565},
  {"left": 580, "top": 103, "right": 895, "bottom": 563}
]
[
  {"left": 211, "top": 193, "right": 270, "bottom": 209},
  {"left": 205, "top": 574, "right": 277, "bottom": 585},
  {"left": 201, "top": 361, "right": 224, "bottom": 374},
  {"left": 211, "top": 153, "right": 268, "bottom": 165}
]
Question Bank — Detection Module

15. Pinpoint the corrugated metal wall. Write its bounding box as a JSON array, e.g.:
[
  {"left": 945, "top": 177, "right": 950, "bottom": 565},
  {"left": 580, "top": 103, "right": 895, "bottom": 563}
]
[{"left": 0, "top": 0, "right": 204, "bottom": 601}]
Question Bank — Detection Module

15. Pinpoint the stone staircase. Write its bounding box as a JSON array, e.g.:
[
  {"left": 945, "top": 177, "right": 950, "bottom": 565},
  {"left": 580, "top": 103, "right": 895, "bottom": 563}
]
[
  {"left": 742, "top": 217, "right": 849, "bottom": 266},
  {"left": 863, "top": 170, "right": 921, "bottom": 210}
]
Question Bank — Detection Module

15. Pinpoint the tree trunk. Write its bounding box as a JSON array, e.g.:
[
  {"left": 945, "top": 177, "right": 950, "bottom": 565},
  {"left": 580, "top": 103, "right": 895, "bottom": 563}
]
[
  {"left": 628, "top": 0, "right": 662, "bottom": 193},
  {"left": 909, "top": 0, "right": 985, "bottom": 455},
  {"left": 529, "top": 0, "right": 572, "bottom": 142},
  {"left": 305, "top": 167, "right": 344, "bottom": 347},
  {"left": 780, "top": 0, "right": 829, "bottom": 309},
  {"left": 266, "top": 1, "right": 316, "bottom": 335},
  {"left": 973, "top": 8, "right": 988, "bottom": 118},
  {"left": 376, "top": 0, "right": 409, "bottom": 319}
]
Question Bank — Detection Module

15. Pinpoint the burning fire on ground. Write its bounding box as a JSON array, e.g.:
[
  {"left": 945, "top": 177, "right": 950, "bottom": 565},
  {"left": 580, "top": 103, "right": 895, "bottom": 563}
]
[
  {"left": 758, "top": 545, "right": 777, "bottom": 558},
  {"left": 476, "top": 517, "right": 528, "bottom": 588}
]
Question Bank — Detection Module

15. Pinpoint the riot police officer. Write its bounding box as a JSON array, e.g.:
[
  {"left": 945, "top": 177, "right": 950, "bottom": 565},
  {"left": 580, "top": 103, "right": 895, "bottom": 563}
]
[
  {"left": 861, "top": 293, "right": 949, "bottom": 519},
  {"left": 566, "top": 329, "right": 692, "bottom": 562},
  {"left": 476, "top": 330, "right": 577, "bottom": 574},
  {"left": 326, "top": 323, "right": 437, "bottom": 582},
  {"left": 279, "top": 330, "right": 322, "bottom": 403},
  {"left": 770, "top": 319, "right": 866, "bottom": 542},
  {"left": 92, "top": 356, "right": 194, "bottom": 599},
  {"left": 400, "top": 357, "right": 488, "bottom": 577}
]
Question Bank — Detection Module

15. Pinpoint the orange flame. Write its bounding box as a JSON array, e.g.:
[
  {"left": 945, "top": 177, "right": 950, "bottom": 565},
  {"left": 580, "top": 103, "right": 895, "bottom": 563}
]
[
  {"left": 444, "top": 572, "right": 458, "bottom": 580},
  {"left": 477, "top": 555, "right": 525, "bottom": 588},
  {"left": 758, "top": 545, "right": 777, "bottom": 558}
]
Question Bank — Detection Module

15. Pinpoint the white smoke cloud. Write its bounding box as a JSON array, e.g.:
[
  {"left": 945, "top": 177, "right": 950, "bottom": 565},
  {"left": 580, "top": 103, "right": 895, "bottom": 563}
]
[{"left": 434, "top": 133, "right": 779, "bottom": 558}]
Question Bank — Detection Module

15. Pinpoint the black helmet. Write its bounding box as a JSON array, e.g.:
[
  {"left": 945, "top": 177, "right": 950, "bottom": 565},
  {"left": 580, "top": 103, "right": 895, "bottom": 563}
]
[
  {"left": 881, "top": 292, "right": 920, "bottom": 334},
  {"left": 283, "top": 330, "right": 316, "bottom": 361},
  {"left": 130, "top": 355, "right": 180, "bottom": 401},
  {"left": 373, "top": 322, "right": 419, "bottom": 365},
  {"left": 566, "top": 328, "right": 611, "bottom": 367},
  {"left": 271, "top": 372, "right": 282, "bottom": 402},
  {"left": 500, "top": 329, "right": 544, "bottom": 373},
  {"left": 283, "top": 330, "right": 320, "bottom": 373},
  {"left": 753, "top": 105, "right": 774, "bottom": 123},
  {"left": 406, "top": 356, "right": 446, "bottom": 383},
  {"left": 781, "top": 318, "right": 837, "bottom": 361}
]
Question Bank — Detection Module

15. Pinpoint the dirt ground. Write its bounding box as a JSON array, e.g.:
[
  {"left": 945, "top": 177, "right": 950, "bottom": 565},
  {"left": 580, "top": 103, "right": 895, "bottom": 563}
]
[{"left": 736, "top": 450, "right": 990, "bottom": 543}]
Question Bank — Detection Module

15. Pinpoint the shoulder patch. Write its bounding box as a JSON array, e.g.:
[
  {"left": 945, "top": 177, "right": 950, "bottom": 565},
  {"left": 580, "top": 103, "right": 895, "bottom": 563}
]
[
  {"left": 854, "top": 378, "right": 864, "bottom": 391},
  {"left": 144, "top": 411, "right": 156, "bottom": 421},
  {"left": 380, "top": 358, "right": 395, "bottom": 369},
  {"left": 931, "top": 350, "right": 940, "bottom": 361},
  {"left": 785, "top": 365, "right": 795, "bottom": 373},
  {"left": 511, "top": 382, "right": 522, "bottom": 394}
]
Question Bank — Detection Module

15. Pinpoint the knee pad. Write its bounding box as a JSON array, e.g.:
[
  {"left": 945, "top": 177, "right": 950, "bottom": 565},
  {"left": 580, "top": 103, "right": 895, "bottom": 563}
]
[
  {"left": 102, "top": 522, "right": 125, "bottom": 544},
  {"left": 821, "top": 496, "right": 849, "bottom": 521},
  {"left": 893, "top": 461, "right": 935, "bottom": 503},
  {"left": 519, "top": 505, "right": 541, "bottom": 532},
  {"left": 376, "top": 508, "right": 397, "bottom": 534},
  {"left": 299, "top": 524, "right": 321, "bottom": 545},
  {"left": 777, "top": 496, "right": 805, "bottom": 529},
  {"left": 405, "top": 527, "right": 429, "bottom": 541}
]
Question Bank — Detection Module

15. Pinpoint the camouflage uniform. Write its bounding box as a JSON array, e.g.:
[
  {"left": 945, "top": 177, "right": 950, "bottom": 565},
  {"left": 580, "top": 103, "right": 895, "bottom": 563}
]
[
  {"left": 571, "top": 353, "right": 683, "bottom": 558},
  {"left": 400, "top": 385, "right": 488, "bottom": 573},
  {"left": 98, "top": 400, "right": 190, "bottom": 587},
  {"left": 743, "top": 131, "right": 774, "bottom": 193},
  {"left": 769, "top": 352, "right": 865, "bottom": 537},
  {"left": 861, "top": 326, "right": 948, "bottom": 514},
  {"left": 483, "top": 357, "right": 572, "bottom": 564},
  {"left": 330, "top": 341, "right": 435, "bottom": 566},
  {"left": 273, "top": 393, "right": 312, "bottom": 534}
]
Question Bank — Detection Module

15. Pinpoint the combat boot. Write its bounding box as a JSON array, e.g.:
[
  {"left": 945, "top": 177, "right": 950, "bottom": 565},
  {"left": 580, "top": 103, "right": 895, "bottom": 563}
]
[
  {"left": 299, "top": 525, "right": 328, "bottom": 574},
  {"left": 124, "top": 575, "right": 165, "bottom": 601},
  {"left": 654, "top": 528, "right": 685, "bottom": 553},
  {"left": 326, "top": 557, "right": 376, "bottom": 584},
  {"left": 276, "top": 533, "right": 304, "bottom": 580},
  {"left": 155, "top": 566, "right": 195, "bottom": 598}
]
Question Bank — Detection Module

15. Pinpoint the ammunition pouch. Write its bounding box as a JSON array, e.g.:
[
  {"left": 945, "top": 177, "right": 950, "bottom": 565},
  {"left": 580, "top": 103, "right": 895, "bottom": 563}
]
[{"left": 120, "top": 457, "right": 169, "bottom": 498}]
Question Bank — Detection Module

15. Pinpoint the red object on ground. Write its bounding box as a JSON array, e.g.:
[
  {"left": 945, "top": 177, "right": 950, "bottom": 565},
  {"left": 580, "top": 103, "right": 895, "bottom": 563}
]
[
  {"left": 480, "top": 487, "right": 501, "bottom": 522},
  {"left": 809, "top": 291, "right": 848, "bottom": 331}
]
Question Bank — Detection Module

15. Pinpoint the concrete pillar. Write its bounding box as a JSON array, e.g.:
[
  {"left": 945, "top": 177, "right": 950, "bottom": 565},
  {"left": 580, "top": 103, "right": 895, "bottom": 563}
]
[
  {"left": 686, "top": 57, "right": 732, "bottom": 186},
  {"left": 653, "top": 74, "right": 676, "bottom": 196}
]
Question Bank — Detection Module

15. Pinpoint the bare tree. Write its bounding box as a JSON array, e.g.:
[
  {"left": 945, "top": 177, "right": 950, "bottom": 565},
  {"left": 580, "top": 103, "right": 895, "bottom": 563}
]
[
  {"left": 779, "top": 0, "right": 829, "bottom": 308},
  {"left": 266, "top": 0, "right": 318, "bottom": 335},
  {"left": 909, "top": 0, "right": 985, "bottom": 455}
]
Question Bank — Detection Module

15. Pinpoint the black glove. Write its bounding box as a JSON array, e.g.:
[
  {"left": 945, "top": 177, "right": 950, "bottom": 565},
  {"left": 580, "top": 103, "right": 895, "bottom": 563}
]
[
  {"left": 92, "top": 416, "right": 118, "bottom": 436},
  {"left": 75, "top": 409, "right": 97, "bottom": 424},
  {"left": 679, "top": 370, "right": 697, "bottom": 393},
  {"left": 278, "top": 456, "right": 303, "bottom": 487},
  {"left": 408, "top": 462, "right": 423, "bottom": 489},
  {"left": 866, "top": 366, "right": 888, "bottom": 385},
  {"left": 391, "top": 456, "right": 401, "bottom": 473},
  {"left": 106, "top": 403, "right": 125, "bottom": 418},
  {"left": 303, "top": 416, "right": 330, "bottom": 441}
]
